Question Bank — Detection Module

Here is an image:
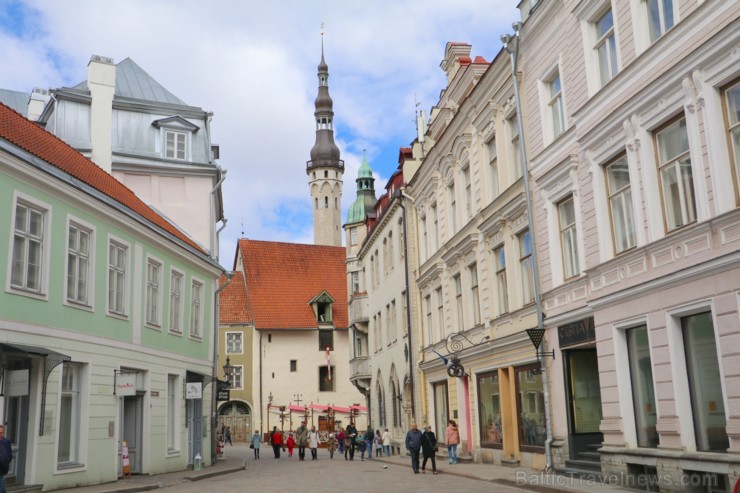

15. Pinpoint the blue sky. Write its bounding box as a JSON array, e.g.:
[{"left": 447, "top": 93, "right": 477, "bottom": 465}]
[{"left": 0, "top": 0, "right": 521, "bottom": 260}]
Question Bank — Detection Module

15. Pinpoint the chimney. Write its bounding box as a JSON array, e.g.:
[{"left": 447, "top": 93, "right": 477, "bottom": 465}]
[
  {"left": 439, "top": 42, "right": 472, "bottom": 84},
  {"left": 27, "top": 87, "right": 51, "bottom": 121},
  {"left": 88, "top": 55, "right": 116, "bottom": 173}
]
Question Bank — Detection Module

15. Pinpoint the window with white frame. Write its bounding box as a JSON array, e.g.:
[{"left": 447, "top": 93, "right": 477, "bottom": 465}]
[
  {"left": 67, "top": 223, "right": 91, "bottom": 305},
  {"left": 469, "top": 263, "right": 481, "bottom": 326},
  {"left": 454, "top": 274, "right": 464, "bottom": 332},
  {"left": 646, "top": 0, "right": 674, "bottom": 43},
  {"left": 169, "top": 271, "right": 183, "bottom": 333},
  {"left": 420, "top": 214, "right": 428, "bottom": 261},
  {"left": 229, "top": 365, "right": 243, "bottom": 389},
  {"left": 190, "top": 280, "right": 203, "bottom": 338},
  {"left": 424, "top": 295, "right": 432, "bottom": 345},
  {"left": 167, "top": 374, "right": 178, "bottom": 451},
  {"left": 724, "top": 81, "right": 740, "bottom": 201},
  {"left": 494, "top": 246, "right": 509, "bottom": 314},
  {"left": 519, "top": 230, "right": 535, "bottom": 305},
  {"left": 488, "top": 138, "right": 499, "bottom": 200},
  {"left": 388, "top": 232, "right": 394, "bottom": 271},
  {"left": 11, "top": 201, "right": 45, "bottom": 293},
  {"left": 655, "top": 117, "right": 696, "bottom": 231},
  {"left": 351, "top": 271, "right": 360, "bottom": 294},
  {"left": 145, "top": 259, "right": 162, "bottom": 326},
  {"left": 626, "top": 326, "right": 658, "bottom": 448},
  {"left": 595, "top": 8, "right": 618, "bottom": 86},
  {"left": 547, "top": 72, "right": 565, "bottom": 139},
  {"left": 108, "top": 241, "right": 127, "bottom": 315},
  {"left": 350, "top": 227, "right": 358, "bottom": 246},
  {"left": 165, "top": 131, "right": 187, "bottom": 160},
  {"left": 558, "top": 196, "right": 579, "bottom": 279},
  {"left": 226, "top": 332, "right": 243, "bottom": 353},
  {"left": 509, "top": 115, "right": 523, "bottom": 179},
  {"left": 463, "top": 166, "right": 473, "bottom": 220},
  {"left": 606, "top": 155, "right": 636, "bottom": 254},
  {"left": 58, "top": 362, "right": 82, "bottom": 465},
  {"left": 448, "top": 181, "right": 457, "bottom": 234},
  {"left": 436, "top": 287, "right": 444, "bottom": 339},
  {"left": 431, "top": 203, "right": 439, "bottom": 252}
]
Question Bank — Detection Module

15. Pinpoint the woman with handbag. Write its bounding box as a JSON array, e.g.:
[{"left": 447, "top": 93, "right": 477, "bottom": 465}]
[
  {"left": 250, "top": 431, "right": 261, "bottom": 460},
  {"left": 421, "top": 425, "right": 438, "bottom": 474}
]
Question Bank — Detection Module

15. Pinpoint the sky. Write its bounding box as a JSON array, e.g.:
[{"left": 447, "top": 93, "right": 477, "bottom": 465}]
[{"left": 0, "top": 0, "right": 521, "bottom": 264}]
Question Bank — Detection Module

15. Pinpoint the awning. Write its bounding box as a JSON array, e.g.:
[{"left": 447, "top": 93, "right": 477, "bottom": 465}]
[
  {"left": 0, "top": 342, "right": 70, "bottom": 360},
  {"left": 288, "top": 405, "right": 308, "bottom": 413},
  {"left": 309, "top": 403, "right": 328, "bottom": 411},
  {"left": 350, "top": 404, "right": 368, "bottom": 412},
  {"left": 329, "top": 406, "right": 352, "bottom": 414},
  {"left": 186, "top": 370, "right": 209, "bottom": 382}
]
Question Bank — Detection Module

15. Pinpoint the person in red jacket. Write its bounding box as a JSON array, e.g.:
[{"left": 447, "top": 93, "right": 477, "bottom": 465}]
[
  {"left": 270, "top": 427, "right": 283, "bottom": 458},
  {"left": 286, "top": 433, "right": 296, "bottom": 457}
]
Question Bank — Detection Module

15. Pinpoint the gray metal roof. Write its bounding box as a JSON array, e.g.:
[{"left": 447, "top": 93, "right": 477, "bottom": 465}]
[
  {"left": 72, "top": 58, "right": 186, "bottom": 106},
  {"left": 0, "top": 89, "right": 28, "bottom": 116}
]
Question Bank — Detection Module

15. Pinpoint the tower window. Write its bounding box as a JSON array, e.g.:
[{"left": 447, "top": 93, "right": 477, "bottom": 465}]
[
  {"left": 324, "top": 171, "right": 328, "bottom": 178},
  {"left": 325, "top": 196, "right": 329, "bottom": 208},
  {"left": 335, "top": 172, "right": 338, "bottom": 179},
  {"left": 335, "top": 197, "right": 338, "bottom": 209},
  {"left": 315, "top": 198, "right": 319, "bottom": 210}
]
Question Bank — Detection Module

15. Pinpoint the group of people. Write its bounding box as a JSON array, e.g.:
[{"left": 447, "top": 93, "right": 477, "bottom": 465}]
[
  {"left": 335, "top": 424, "right": 392, "bottom": 461},
  {"left": 404, "top": 419, "right": 460, "bottom": 474}
]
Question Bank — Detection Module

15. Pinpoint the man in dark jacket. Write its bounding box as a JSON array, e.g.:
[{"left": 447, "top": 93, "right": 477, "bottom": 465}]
[
  {"left": 0, "top": 425, "right": 14, "bottom": 493},
  {"left": 404, "top": 423, "right": 422, "bottom": 474},
  {"left": 345, "top": 423, "right": 357, "bottom": 460},
  {"left": 364, "top": 427, "right": 375, "bottom": 459}
]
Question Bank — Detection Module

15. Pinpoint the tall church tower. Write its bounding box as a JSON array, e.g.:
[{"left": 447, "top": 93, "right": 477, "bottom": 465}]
[{"left": 307, "top": 37, "right": 343, "bottom": 247}]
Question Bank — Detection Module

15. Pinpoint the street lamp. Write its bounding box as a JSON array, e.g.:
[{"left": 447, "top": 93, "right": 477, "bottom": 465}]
[{"left": 223, "top": 356, "right": 234, "bottom": 384}]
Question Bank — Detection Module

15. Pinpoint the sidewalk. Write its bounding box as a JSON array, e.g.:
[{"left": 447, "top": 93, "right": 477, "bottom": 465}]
[
  {"left": 369, "top": 452, "right": 634, "bottom": 493},
  {"left": 53, "top": 443, "right": 249, "bottom": 493}
]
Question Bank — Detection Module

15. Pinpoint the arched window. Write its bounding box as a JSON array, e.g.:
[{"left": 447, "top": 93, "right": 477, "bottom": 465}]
[
  {"left": 391, "top": 380, "right": 400, "bottom": 427},
  {"left": 377, "top": 381, "right": 386, "bottom": 427},
  {"left": 324, "top": 196, "right": 329, "bottom": 208}
]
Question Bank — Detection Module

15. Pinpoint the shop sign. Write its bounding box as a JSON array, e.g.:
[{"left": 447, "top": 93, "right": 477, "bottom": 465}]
[
  {"left": 186, "top": 382, "right": 202, "bottom": 399},
  {"left": 558, "top": 317, "right": 595, "bottom": 348},
  {"left": 116, "top": 373, "right": 136, "bottom": 396},
  {"left": 6, "top": 369, "right": 29, "bottom": 396}
]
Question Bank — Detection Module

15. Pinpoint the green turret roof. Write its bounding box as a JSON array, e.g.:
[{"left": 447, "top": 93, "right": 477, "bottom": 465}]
[{"left": 347, "top": 153, "right": 377, "bottom": 224}]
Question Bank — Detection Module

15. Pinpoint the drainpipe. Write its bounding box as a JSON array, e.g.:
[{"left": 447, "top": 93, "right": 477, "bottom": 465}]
[
  {"left": 211, "top": 271, "right": 234, "bottom": 464},
  {"left": 210, "top": 167, "right": 227, "bottom": 260},
  {"left": 501, "top": 23, "right": 553, "bottom": 472},
  {"left": 398, "top": 188, "right": 417, "bottom": 421}
]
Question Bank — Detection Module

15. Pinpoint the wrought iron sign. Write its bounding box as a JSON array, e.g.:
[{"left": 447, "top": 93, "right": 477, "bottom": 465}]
[{"left": 432, "top": 332, "right": 491, "bottom": 378}]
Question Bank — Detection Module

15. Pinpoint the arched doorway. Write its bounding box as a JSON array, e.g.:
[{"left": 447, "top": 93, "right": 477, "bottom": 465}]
[{"left": 218, "top": 401, "right": 251, "bottom": 442}]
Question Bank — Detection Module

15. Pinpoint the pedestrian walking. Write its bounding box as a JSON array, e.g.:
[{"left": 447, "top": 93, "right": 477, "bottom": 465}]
[
  {"left": 364, "top": 426, "right": 374, "bottom": 458},
  {"left": 286, "top": 432, "right": 296, "bottom": 457},
  {"left": 0, "top": 425, "right": 12, "bottom": 493},
  {"left": 328, "top": 433, "right": 337, "bottom": 459},
  {"left": 358, "top": 433, "right": 367, "bottom": 460},
  {"left": 421, "top": 425, "right": 438, "bottom": 474},
  {"left": 382, "top": 428, "right": 391, "bottom": 457},
  {"left": 374, "top": 430, "right": 383, "bottom": 457},
  {"left": 270, "top": 427, "right": 283, "bottom": 459},
  {"left": 446, "top": 419, "right": 460, "bottom": 464},
  {"left": 345, "top": 423, "right": 357, "bottom": 460},
  {"left": 404, "top": 423, "right": 422, "bottom": 474},
  {"left": 337, "top": 428, "right": 345, "bottom": 455},
  {"left": 224, "top": 426, "right": 233, "bottom": 446},
  {"left": 308, "top": 426, "right": 320, "bottom": 460},
  {"left": 296, "top": 421, "right": 308, "bottom": 461},
  {"left": 250, "top": 431, "right": 261, "bottom": 460}
]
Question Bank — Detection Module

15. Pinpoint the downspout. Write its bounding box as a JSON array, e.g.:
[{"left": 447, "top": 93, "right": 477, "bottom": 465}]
[
  {"left": 210, "top": 167, "right": 227, "bottom": 261},
  {"left": 212, "top": 271, "right": 234, "bottom": 464},
  {"left": 502, "top": 23, "right": 553, "bottom": 472},
  {"left": 259, "top": 331, "right": 263, "bottom": 437},
  {"left": 398, "top": 189, "right": 416, "bottom": 421}
]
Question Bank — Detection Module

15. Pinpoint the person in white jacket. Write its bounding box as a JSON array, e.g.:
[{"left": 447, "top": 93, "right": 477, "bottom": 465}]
[
  {"left": 382, "top": 428, "right": 391, "bottom": 457},
  {"left": 308, "top": 426, "right": 320, "bottom": 460}
]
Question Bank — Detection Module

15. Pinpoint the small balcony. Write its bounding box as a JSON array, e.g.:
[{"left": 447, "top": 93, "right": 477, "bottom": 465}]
[
  {"left": 349, "top": 355, "right": 371, "bottom": 384},
  {"left": 349, "top": 293, "right": 369, "bottom": 325}
]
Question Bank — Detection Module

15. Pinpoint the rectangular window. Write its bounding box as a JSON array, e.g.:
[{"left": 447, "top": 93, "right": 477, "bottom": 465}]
[
  {"left": 682, "top": 312, "right": 728, "bottom": 452},
  {"left": 516, "top": 365, "right": 546, "bottom": 450},
  {"left": 167, "top": 374, "right": 177, "bottom": 451},
  {"left": 433, "top": 382, "right": 449, "bottom": 445},
  {"left": 399, "top": 219, "right": 405, "bottom": 260},
  {"left": 558, "top": 196, "right": 579, "bottom": 279},
  {"left": 319, "top": 329, "right": 334, "bottom": 351},
  {"left": 454, "top": 274, "right": 464, "bottom": 332},
  {"left": 655, "top": 117, "right": 696, "bottom": 231},
  {"left": 595, "top": 8, "right": 618, "bottom": 85},
  {"left": 145, "top": 259, "right": 161, "bottom": 326},
  {"left": 108, "top": 241, "right": 127, "bottom": 315},
  {"left": 724, "top": 81, "right": 740, "bottom": 200},
  {"left": 351, "top": 271, "right": 360, "bottom": 294},
  {"left": 165, "top": 131, "right": 187, "bottom": 160},
  {"left": 402, "top": 291, "right": 408, "bottom": 336},
  {"left": 448, "top": 182, "right": 457, "bottom": 234},
  {"left": 377, "top": 311, "right": 383, "bottom": 349},
  {"left": 626, "top": 326, "right": 658, "bottom": 448},
  {"left": 519, "top": 230, "right": 535, "bottom": 305},
  {"left": 350, "top": 227, "right": 358, "bottom": 245},
  {"left": 463, "top": 167, "right": 472, "bottom": 220},
  {"left": 424, "top": 295, "right": 432, "bottom": 345},
  {"left": 548, "top": 72, "right": 565, "bottom": 138},
  {"left": 606, "top": 156, "right": 637, "bottom": 253},
  {"left": 67, "top": 224, "right": 91, "bottom": 305},
  {"left": 290, "top": 360, "right": 297, "bottom": 372},
  {"left": 319, "top": 365, "right": 336, "bottom": 392},
  {"left": 488, "top": 138, "right": 499, "bottom": 199},
  {"left": 494, "top": 246, "right": 509, "bottom": 314},
  {"left": 469, "top": 263, "right": 481, "bottom": 326},
  {"left": 190, "top": 280, "right": 203, "bottom": 338},
  {"left": 509, "top": 115, "right": 523, "bottom": 179},
  {"left": 390, "top": 300, "right": 397, "bottom": 341},
  {"left": 436, "top": 287, "right": 444, "bottom": 340},
  {"left": 229, "top": 365, "right": 243, "bottom": 390},
  {"left": 477, "top": 371, "right": 503, "bottom": 448},
  {"left": 58, "top": 363, "right": 81, "bottom": 464},
  {"left": 431, "top": 203, "right": 439, "bottom": 252},
  {"left": 169, "top": 271, "right": 183, "bottom": 332},
  {"left": 226, "top": 332, "right": 243, "bottom": 353},
  {"left": 11, "top": 202, "right": 45, "bottom": 292},
  {"left": 646, "top": 0, "right": 674, "bottom": 43}
]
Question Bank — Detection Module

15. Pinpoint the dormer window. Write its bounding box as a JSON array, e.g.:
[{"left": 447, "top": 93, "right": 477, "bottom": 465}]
[
  {"left": 165, "top": 131, "right": 187, "bottom": 160},
  {"left": 152, "top": 116, "right": 199, "bottom": 162},
  {"left": 309, "top": 291, "right": 335, "bottom": 325}
]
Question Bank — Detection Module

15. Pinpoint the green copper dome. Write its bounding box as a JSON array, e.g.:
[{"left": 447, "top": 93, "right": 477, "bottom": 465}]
[
  {"left": 346, "top": 154, "right": 377, "bottom": 224},
  {"left": 357, "top": 155, "right": 373, "bottom": 178}
]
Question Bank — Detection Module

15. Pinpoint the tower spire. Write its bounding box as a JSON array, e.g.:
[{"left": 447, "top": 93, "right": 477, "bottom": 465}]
[{"left": 307, "top": 30, "right": 344, "bottom": 247}]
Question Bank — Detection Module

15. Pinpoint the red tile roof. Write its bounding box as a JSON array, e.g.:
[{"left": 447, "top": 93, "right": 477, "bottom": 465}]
[
  {"left": 0, "top": 103, "right": 204, "bottom": 253},
  {"left": 236, "top": 239, "right": 348, "bottom": 330},
  {"left": 473, "top": 56, "right": 489, "bottom": 64},
  {"left": 219, "top": 272, "right": 252, "bottom": 324}
]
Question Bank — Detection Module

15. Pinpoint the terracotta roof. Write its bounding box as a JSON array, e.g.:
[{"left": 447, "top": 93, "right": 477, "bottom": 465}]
[
  {"left": 473, "top": 56, "right": 489, "bottom": 64},
  {"left": 0, "top": 103, "right": 203, "bottom": 253},
  {"left": 237, "top": 239, "right": 348, "bottom": 330},
  {"left": 219, "top": 272, "right": 252, "bottom": 324}
]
